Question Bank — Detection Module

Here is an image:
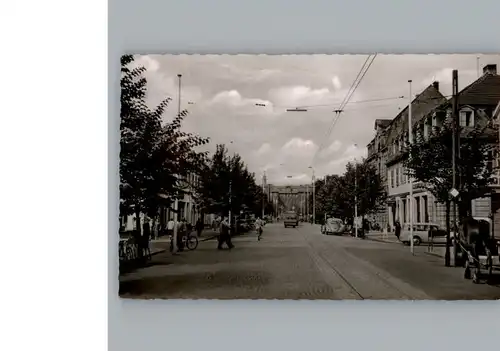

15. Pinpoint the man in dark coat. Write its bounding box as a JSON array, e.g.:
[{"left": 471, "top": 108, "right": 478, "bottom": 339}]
[
  {"left": 218, "top": 217, "right": 234, "bottom": 250},
  {"left": 394, "top": 220, "right": 401, "bottom": 241}
]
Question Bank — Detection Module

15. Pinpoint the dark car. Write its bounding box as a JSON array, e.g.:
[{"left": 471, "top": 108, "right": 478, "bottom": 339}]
[{"left": 283, "top": 211, "right": 299, "bottom": 228}]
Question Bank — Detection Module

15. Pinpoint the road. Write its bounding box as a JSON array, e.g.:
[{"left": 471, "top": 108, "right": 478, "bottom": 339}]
[{"left": 119, "top": 222, "right": 500, "bottom": 300}]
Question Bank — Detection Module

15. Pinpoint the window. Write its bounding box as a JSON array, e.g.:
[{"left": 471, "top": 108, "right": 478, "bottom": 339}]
[
  {"left": 415, "top": 197, "right": 421, "bottom": 222},
  {"left": 487, "top": 150, "right": 494, "bottom": 174},
  {"left": 391, "top": 170, "right": 395, "bottom": 188},
  {"left": 423, "top": 195, "right": 429, "bottom": 223},
  {"left": 459, "top": 110, "right": 474, "bottom": 127},
  {"left": 401, "top": 167, "right": 406, "bottom": 184},
  {"left": 395, "top": 168, "right": 399, "bottom": 187}
]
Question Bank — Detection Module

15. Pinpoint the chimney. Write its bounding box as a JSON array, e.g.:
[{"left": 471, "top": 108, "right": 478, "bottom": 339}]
[
  {"left": 432, "top": 81, "right": 439, "bottom": 91},
  {"left": 483, "top": 64, "right": 497, "bottom": 75}
]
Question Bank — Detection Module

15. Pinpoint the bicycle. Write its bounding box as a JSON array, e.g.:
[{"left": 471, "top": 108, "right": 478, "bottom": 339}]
[
  {"left": 169, "top": 231, "right": 199, "bottom": 251},
  {"left": 119, "top": 237, "right": 138, "bottom": 261}
]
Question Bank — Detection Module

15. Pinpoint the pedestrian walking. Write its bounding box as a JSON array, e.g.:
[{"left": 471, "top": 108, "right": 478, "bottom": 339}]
[
  {"left": 195, "top": 218, "right": 204, "bottom": 237},
  {"left": 142, "top": 218, "right": 152, "bottom": 261},
  {"left": 217, "top": 217, "right": 234, "bottom": 250},
  {"left": 255, "top": 217, "right": 264, "bottom": 241},
  {"left": 395, "top": 220, "right": 401, "bottom": 241},
  {"left": 167, "top": 217, "right": 175, "bottom": 238},
  {"left": 177, "top": 219, "right": 186, "bottom": 251}
]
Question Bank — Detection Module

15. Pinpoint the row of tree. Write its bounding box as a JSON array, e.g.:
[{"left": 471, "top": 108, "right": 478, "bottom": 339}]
[
  {"left": 119, "top": 55, "right": 270, "bottom": 234},
  {"left": 313, "top": 118, "right": 497, "bottom": 245},
  {"left": 120, "top": 55, "right": 210, "bottom": 233},
  {"left": 313, "top": 160, "right": 385, "bottom": 225},
  {"left": 197, "top": 144, "right": 274, "bottom": 219}
]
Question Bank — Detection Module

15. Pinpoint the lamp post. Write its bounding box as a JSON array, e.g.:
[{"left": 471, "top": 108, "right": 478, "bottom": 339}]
[
  {"left": 228, "top": 141, "right": 234, "bottom": 230},
  {"left": 172, "top": 74, "right": 182, "bottom": 254},
  {"left": 309, "top": 166, "right": 315, "bottom": 224},
  {"left": 408, "top": 80, "right": 414, "bottom": 255},
  {"left": 262, "top": 170, "right": 266, "bottom": 219},
  {"left": 352, "top": 144, "right": 359, "bottom": 238}
]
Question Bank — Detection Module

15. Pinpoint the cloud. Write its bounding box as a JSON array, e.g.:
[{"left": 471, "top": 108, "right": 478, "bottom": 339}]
[
  {"left": 319, "top": 140, "right": 342, "bottom": 157},
  {"left": 269, "top": 85, "right": 333, "bottom": 107},
  {"left": 134, "top": 54, "right": 500, "bottom": 185},
  {"left": 256, "top": 143, "right": 272, "bottom": 155},
  {"left": 330, "top": 145, "right": 367, "bottom": 165},
  {"left": 133, "top": 55, "right": 160, "bottom": 72},
  {"left": 281, "top": 138, "right": 318, "bottom": 156},
  {"left": 208, "top": 89, "right": 275, "bottom": 115},
  {"left": 332, "top": 76, "right": 342, "bottom": 90}
]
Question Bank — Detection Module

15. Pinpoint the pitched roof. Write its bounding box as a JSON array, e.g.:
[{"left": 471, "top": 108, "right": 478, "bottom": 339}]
[
  {"left": 385, "top": 83, "right": 447, "bottom": 144},
  {"left": 374, "top": 119, "right": 392, "bottom": 129},
  {"left": 457, "top": 72, "right": 500, "bottom": 107},
  {"left": 494, "top": 101, "right": 500, "bottom": 120}
]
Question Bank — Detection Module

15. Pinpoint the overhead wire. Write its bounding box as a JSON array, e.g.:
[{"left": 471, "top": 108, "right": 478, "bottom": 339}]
[
  {"left": 312, "top": 54, "right": 378, "bottom": 166},
  {"left": 311, "top": 55, "right": 373, "bottom": 166}
]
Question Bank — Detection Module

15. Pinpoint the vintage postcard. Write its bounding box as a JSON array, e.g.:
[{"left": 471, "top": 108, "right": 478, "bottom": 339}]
[{"left": 118, "top": 54, "right": 500, "bottom": 300}]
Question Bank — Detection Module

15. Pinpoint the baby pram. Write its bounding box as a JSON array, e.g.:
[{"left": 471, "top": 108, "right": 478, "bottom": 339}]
[{"left": 459, "top": 217, "right": 500, "bottom": 284}]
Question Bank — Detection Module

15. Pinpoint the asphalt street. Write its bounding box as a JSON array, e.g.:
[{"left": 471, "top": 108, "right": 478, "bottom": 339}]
[{"left": 119, "top": 222, "right": 500, "bottom": 300}]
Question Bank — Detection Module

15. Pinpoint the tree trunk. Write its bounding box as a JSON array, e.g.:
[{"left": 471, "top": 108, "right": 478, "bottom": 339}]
[
  {"left": 445, "top": 200, "right": 451, "bottom": 267},
  {"left": 458, "top": 198, "right": 470, "bottom": 219},
  {"left": 135, "top": 206, "right": 142, "bottom": 236},
  {"left": 135, "top": 205, "right": 143, "bottom": 259}
]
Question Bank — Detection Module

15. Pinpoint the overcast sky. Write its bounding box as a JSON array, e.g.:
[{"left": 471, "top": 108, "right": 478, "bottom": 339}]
[{"left": 131, "top": 54, "right": 500, "bottom": 185}]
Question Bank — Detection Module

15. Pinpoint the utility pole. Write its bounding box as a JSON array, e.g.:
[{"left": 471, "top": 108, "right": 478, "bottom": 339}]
[
  {"left": 262, "top": 171, "right": 266, "bottom": 219},
  {"left": 449, "top": 69, "right": 459, "bottom": 267},
  {"left": 306, "top": 184, "right": 309, "bottom": 219},
  {"left": 172, "top": 74, "right": 182, "bottom": 254},
  {"left": 477, "top": 56, "right": 480, "bottom": 78},
  {"left": 229, "top": 178, "right": 232, "bottom": 228},
  {"left": 311, "top": 168, "right": 316, "bottom": 224},
  {"left": 354, "top": 160, "right": 358, "bottom": 238},
  {"left": 408, "top": 80, "right": 414, "bottom": 255}
]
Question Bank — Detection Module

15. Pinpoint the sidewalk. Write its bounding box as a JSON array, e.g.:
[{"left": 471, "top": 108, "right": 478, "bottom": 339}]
[
  {"left": 365, "top": 231, "right": 400, "bottom": 244},
  {"left": 148, "top": 229, "right": 221, "bottom": 255},
  {"left": 365, "top": 232, "right": 452, "bottom": 258}
]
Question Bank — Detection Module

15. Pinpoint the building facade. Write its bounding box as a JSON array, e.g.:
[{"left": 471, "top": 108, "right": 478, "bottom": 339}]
[
  {"left": 268, "top": 184, "right": 310, "bottom": 217},
  {"left": 366, "top": 64, "right": 500, "bottom": 238},
  {"left": 366, "top": 119, "right": 391, "bottom": 229},
  {"left": 120, "top": 171, "right": 201, "bottom": 233}
]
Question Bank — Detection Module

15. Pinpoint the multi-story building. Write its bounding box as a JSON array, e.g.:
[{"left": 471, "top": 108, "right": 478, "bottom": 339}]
[
  {"left": 385, "top": 81, "right": 447, "bottom": 230},
  {"left": 121, "top": 171, "right": 201, "bottom": 233},
  {"left": 366, "top": 119, "right": 392, "bottom": 229},
  {"left": 366, "top": 64, "right": 500, "bottom": 238}
]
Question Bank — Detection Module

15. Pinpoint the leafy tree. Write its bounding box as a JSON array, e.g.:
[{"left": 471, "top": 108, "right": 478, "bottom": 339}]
[
  {"left": 119, "top": 55, "right": 209, "bottom": 233},
  {"left": 316, "top": 175, "right": 351, "bottom": 221},
  {"left": 403, "top": 119, "right": 496, "bottom": 265},
  {"left": 198, "top": 144, "right": 266, "bottom": 219},
  {"left": 313, "top": 159, "right": 385, "bottom": 225},
  {"left": 343, "top": 159, "right": 386, "bottom": 223}
]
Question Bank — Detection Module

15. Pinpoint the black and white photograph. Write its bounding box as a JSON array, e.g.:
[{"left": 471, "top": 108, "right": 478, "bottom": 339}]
[{"left": 118, "top": 54, "right": 500, "bottom": 300}]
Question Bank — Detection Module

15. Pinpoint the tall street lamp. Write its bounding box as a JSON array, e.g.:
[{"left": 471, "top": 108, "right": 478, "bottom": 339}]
[
  {"left": 308, "top": 166, "right": 315, "bottom": 224},
  {"left": 353, "top": 143, "right": 359, "bottom": 238},
  {"left": 408, "top": 80, "right": 414, "bottom": 255},
  {"left": 228, "top": 141, "right": 234, "bottom": 230},
  {"left": 172, "top": 74, "right": 182, "bottom": 254}
]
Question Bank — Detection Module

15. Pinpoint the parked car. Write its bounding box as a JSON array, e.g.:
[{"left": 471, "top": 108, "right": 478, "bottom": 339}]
[
  {"left": 321, "top": 218, "right": 345, "bottom": 235},
  {"left": 400, "top": 223, "right": 456, "bottom": 246}
]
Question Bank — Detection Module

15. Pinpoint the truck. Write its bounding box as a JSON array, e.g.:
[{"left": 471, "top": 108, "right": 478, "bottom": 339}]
[{"left": 283, "top": 211, "right": 299, "bottom": 228}]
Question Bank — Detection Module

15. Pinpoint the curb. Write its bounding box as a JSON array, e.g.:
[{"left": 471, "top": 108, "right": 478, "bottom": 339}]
[
  {"left": 366, "top": 237, "right": 400, "bottom": 245},
  {"left": 423, "top": 251, "right": 445, "bottom": 259},
  {"left": 200, "top": 235, "right": 218, "bottom": 242}
]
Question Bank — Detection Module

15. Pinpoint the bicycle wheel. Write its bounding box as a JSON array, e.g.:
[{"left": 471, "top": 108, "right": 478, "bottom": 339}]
[
  {"left": 186, "top": 235, "right": 199, "bottom": 250},
  {"left": 126, "top": 246, "right": 134, "bottom": 260}
]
